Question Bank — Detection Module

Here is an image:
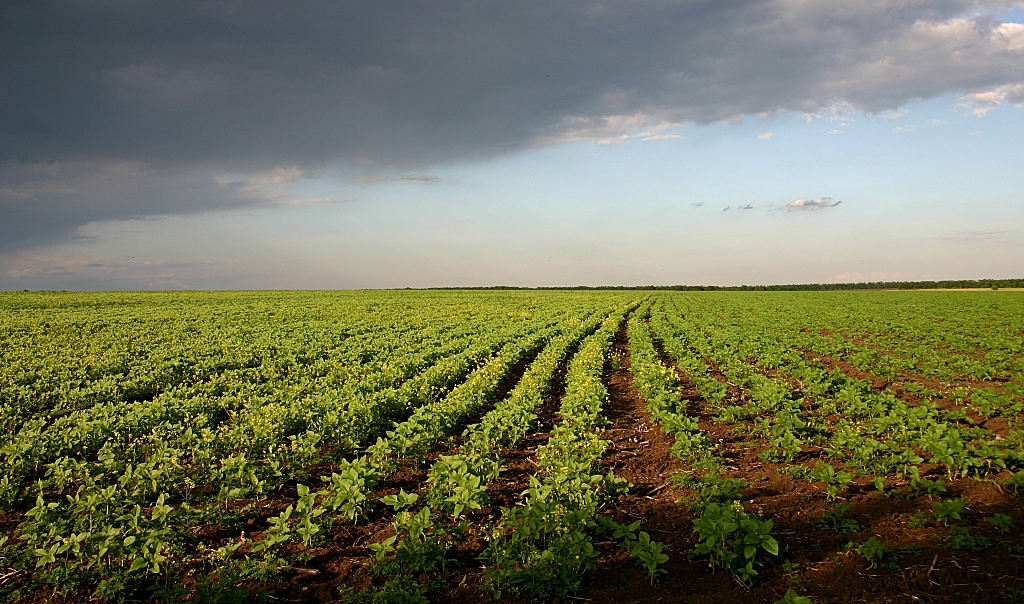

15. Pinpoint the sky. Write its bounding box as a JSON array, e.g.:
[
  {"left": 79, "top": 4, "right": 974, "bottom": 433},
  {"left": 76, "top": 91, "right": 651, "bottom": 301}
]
[{"left": 1, "top": 1, "right": 1023, "bottom": 289}]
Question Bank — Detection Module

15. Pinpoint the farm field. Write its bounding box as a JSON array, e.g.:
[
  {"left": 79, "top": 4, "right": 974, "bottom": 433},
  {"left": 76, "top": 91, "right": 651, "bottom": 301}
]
[{"left": 1, "top": 290, "right": 1023, "bottom": 603}]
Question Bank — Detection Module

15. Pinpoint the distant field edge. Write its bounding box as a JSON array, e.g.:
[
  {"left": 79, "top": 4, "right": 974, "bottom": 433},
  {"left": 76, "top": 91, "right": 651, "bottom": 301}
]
[
  {"left": 427, "top": 278, "right": 1024, "bottom": 292},
  {"left": 5, "top": 278, "right": 1024, "bottom": 293}
]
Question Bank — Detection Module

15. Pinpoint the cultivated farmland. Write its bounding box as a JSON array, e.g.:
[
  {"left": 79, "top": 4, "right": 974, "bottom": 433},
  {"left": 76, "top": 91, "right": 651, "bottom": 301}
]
[{"left": 1, "top": 290, "right": 1023, "bottom": 603}]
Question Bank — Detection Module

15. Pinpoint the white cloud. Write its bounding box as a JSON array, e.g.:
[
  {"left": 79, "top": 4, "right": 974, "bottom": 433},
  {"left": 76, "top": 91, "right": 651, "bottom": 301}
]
[
  {"left": 939, "top": 230, "right": 1004, "bottom": 241},
  {"left": 995, "top": 21, "right": 1024, "bottom": 51},
  {"left": 639, "top": 134, "right": 683, "bottom": 142},
  {"left": 240, "top": 167, "right": 305, "bottom": 187},
  {"left": 533, "top": 113, "right": 649, "bottom": 146},
  {"left": 879, "top": 108, "right": 910, "bottom": 120},
  {"left": 533, "top": 113, "right": 683, "bottom": 147},
  {"left": 893, "top": 126, "right": 914, "bottom": 133},
  {"left": 757, "top": 132, "right": 775, "bottom": 140},
  {"left": 957, "top": 83, "right": 1024, "bottom": 117},
  {"left": 595, "top": 135, "right": 630, "bottom": 145},
  {"left": 824, "top": 129, "right": 842, "bottom": 135},
  {"left": 346, "top": 173, "right": 452, "bottom": 185},
  {"left": 803, "top": 102, "right": 856, "bottom": 124},
  {"left": 213, "top": 166, "right": 321, "bottom": 206},
  {"left": 783, "top": 197, "right": 843, "bottom": 211},
  {"left": 282, "top": 196, "right": 355, "bottom": 206}
]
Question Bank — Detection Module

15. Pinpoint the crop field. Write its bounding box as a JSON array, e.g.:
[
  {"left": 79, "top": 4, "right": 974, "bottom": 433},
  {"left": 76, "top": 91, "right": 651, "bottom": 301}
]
[{"left": 1, "top": 290, "right": 1023, "bottom": 603}]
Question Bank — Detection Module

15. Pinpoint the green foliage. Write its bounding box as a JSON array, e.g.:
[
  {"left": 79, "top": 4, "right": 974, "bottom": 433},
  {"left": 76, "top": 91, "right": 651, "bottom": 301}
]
[
  {"left": 779, "top": 465, "right": 814, "bottom": 481},
  {"left": 691, "top": 502, "right": 779, "bottom": 584},
  {"left": 338, "top": 575, "right": 430, "bottom": 604},
  {"left": 775, "top": 588, "right": 811, "bottom": 604},
  {"left": 675, "top": 468, "right": 748, "bottom": 511},
  {"left": 5, "top": 290, "right": 1024, "bottom": 600},
  {"left": 908, "top": 467, "right": 947, "bottom": 497},
  {"left": 907, "top": 512, "right": 929, "bottom": 529},
  {"left": 766, "top": 430, "right": 804, "bottom": 462},
  {"left": 946, "top": 525, "right": 991, "bottom": 552},
  {"left": 426, "top": 455, "right": 489, "bottom": 519},
  {"left": 1003, "top": 587, "right": 1024, "bottom": 600},
  {"left": 483, "top": 477, "right": 602, "bottom": 598},
  {"left": 380, "top": 489, "right": 418, "bottom": 511},
  {"left": 1006, "top": 471, "right": 1024, "bottom": 496},
  {"left": 808, "top": 463, "right": 854, "bottom": 501},
  {"left": 854, "top": 537, "right": 888, "bottom": 568},
  {"left": 482, "top": 315, "right": 653, "bottom": 599},
  {"left": 984, "top": 513, "right": 1013, "bottom": 534},
  {"left": 595, "top": 517, "right": 669, "bottom": 583},
  {"left": 931, "top": 499, "right": 967, "bottom": 525},
  {"left": 817, "top": 504, "right": 859, "bottom": 534}
]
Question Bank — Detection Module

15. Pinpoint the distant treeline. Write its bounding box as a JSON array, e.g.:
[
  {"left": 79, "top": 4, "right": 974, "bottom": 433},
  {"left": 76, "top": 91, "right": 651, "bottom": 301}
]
[{"left": 431, "top": 278, "right": 1024, "bottom": 291}]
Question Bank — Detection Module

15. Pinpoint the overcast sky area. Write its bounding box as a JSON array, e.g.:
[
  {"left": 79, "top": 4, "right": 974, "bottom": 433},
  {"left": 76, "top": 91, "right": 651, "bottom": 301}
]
[{"left": 2, "top": 1, "right": 1023, "bottom": 289}]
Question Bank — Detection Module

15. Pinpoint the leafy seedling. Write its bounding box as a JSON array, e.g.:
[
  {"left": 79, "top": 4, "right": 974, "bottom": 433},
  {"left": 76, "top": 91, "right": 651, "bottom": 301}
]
[
  {"left": 907, "top": 512, "right": 929, "bottom": 529},
  {"left": 855, "top": 537, "right": 888, "bottom": 568},
  {"left": 809, "top": 463, "right": 853, "bottom": 501},
  {"left": 909, "top": 466, "right": 947, "bottom": 497},
  {"left": 984, "top": 513, "right": 1013, "bottom": 534},
  {"left": 691, "top": 502, "right": 779, "bottom": 584},
  {"left": 1006, "top": 471, "right": 1024, "bottom": 496},
  {"left": 818, "top": 504, "right": 859, "bottom": 534},
  {"left": 367, "top": 535, "right": 398, "bottom": 563},
  {"left": 946, "top": 525, "right": 991, "bottom": 552},
  {"left": 381, "top": 489, "right": 418, "bottom": 511},
  {"left": 632, "top": 531, "right": 670, "bottom": 584},
  {"left": 774, "top": 588, "right": 811, "bottom": 604},
  {"left": 595, "top": 517, "right": 669, "bottom": 583},
  {"left": 931, "top": 499, "right": 967, "bottom": 525},
  {"left": 781, "top": 560, "right": 803, "bottom": 585}
]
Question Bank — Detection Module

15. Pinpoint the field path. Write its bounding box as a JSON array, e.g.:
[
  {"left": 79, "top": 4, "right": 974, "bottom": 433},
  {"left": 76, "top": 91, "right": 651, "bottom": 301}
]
[{"left": 581, "top": 319, "right": 700, "bottom": 601}]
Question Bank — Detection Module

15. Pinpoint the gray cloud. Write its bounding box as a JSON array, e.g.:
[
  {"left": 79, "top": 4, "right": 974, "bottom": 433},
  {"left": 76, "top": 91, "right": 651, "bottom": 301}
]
[
  {"left": 2, "top": 253, "right": 230, "bottom": 290},
  {"left": 2, "top": 1, "right": 1023, "bottom": 249},
  {"left": 0, "top": 160, "right": 269, "bottom": 250}
]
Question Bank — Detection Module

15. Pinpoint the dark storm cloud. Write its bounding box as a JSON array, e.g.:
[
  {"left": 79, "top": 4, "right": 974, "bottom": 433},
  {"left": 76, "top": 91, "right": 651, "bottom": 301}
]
[{"left": 2, "top": 0, "right": 1023, "bottom": 250}]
